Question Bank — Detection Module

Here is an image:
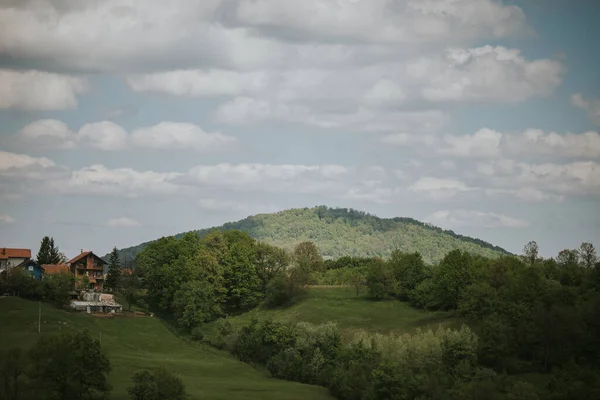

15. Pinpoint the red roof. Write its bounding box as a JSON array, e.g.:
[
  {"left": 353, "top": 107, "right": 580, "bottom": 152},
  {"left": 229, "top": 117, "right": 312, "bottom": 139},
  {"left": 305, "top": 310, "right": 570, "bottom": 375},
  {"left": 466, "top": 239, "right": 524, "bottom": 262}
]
[
  {"left": 0, "top": 248, "right": 32, "bottom": 260},
  {"left": 42, "top": 264, "right": 70, "bottom": 275},
  {"left": 67, "top": 251, "right": 107, "bottom": 265}
]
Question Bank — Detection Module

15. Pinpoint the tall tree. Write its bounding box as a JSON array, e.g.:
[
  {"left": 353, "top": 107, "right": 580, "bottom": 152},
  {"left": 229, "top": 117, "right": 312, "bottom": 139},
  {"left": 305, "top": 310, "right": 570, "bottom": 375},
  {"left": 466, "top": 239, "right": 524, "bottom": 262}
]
[
  {"left": 121, "top": 259, "right": 140, "bottom": 312},
  {"left": 105, "top": 247, "right": 121, "bottom": 292},
  {"left": 36, "top": 236, "right": 66, "bottom": 265},
  {"left": 294, "top": 241, "right": 324, "bottom": 283},
  {"left": 579, "top": 242, "right": 598, "bottom": 269},
  {"left": 523, "top": 241, "right": 539, "bottom": 266},
  {"left": 254, "top": 242, "right": 289, "bottom": 293},
  {"left": 28, "top": 330, "right": 111, "bottom": 400}
]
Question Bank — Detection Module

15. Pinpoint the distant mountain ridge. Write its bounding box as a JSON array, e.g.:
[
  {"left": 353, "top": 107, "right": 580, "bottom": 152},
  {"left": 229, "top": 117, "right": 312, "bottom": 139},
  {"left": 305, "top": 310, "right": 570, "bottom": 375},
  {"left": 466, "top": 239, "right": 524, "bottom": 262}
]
[{"left": 108, "top": 206, "right": 510, "bottom": 265}]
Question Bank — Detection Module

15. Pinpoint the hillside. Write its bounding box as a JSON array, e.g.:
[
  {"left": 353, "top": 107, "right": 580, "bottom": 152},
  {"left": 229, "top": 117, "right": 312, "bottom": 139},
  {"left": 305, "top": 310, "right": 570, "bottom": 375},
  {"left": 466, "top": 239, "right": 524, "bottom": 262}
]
[
  {"left": 0, "top": 297, "right": 332, "bottom": 400},
  {"left": 111, "top": 206, "right": 510, "bottom": 264}
]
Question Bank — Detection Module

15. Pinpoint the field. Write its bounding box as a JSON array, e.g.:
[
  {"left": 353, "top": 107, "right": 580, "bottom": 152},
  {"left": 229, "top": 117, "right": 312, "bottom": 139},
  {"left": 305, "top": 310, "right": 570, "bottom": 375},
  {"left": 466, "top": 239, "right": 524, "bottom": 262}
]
[
  {"left": 0, "top": 296, "right": 333, "bottom": 400},
  {"left": 210, "top": 286, "right": 460, "bottom": 340}
]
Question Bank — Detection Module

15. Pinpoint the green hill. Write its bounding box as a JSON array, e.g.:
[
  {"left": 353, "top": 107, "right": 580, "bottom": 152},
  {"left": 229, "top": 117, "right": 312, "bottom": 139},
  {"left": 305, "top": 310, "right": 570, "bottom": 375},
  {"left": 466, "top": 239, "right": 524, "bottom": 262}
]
[
  {"left": 0, "top": 297, "right": 332, "bottom": 400},
  {"left": 111, "top": 206, "right": 510, "bottom": 265}
]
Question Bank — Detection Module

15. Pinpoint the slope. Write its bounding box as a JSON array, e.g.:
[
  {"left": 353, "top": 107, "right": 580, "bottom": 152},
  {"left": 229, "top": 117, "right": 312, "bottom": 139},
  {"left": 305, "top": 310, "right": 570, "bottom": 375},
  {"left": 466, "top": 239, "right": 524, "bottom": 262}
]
[
  {"left": 0, "top": 297, "right": 332, "bottom": 400},
  {"left": 112, "top": 206, "right": 510, "bottom": 265}
]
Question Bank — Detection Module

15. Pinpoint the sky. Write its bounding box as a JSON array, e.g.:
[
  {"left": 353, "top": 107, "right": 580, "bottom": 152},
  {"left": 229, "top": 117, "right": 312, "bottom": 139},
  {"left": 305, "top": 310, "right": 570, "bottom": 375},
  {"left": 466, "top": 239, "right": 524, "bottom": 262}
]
[{"left": 1, "top": 0, "right": 599, "bottom": 259}]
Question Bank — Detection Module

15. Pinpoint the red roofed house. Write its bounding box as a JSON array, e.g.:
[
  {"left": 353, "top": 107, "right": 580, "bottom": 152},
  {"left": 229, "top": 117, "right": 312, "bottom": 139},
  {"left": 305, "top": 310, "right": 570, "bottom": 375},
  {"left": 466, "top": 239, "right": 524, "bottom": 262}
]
[
  {"left": 0, "top": 248, "right": 32, "bottom": 276},
  {"left": 67, "top": 250, "right": 107, "bottom": 292},
  {"left": 41, "top": 264, "right": 71, "bottom": 276}
]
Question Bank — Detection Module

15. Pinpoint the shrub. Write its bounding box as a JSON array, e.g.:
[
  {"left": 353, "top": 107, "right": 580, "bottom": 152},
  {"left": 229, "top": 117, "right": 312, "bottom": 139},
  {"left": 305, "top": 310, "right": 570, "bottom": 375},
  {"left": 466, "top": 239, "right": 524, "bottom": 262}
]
[{"left": 128, "top": 367, "right": 186, "bottom": 400}]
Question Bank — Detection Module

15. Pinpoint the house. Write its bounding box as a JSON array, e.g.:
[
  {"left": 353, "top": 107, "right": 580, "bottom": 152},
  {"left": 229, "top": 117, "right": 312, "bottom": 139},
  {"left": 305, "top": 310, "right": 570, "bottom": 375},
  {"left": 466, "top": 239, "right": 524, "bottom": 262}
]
[
  {"left": 69, "top": 292, "right": 122, "bottom": 313},
  {"left": 17, "top": 259, "right": 43, "bottom": 280},
  {"left": 67, "top": 250, "right": 107, "bottom": 292},
  {"left": 0, "top": 248, "right": 32, "bottom": 275}
]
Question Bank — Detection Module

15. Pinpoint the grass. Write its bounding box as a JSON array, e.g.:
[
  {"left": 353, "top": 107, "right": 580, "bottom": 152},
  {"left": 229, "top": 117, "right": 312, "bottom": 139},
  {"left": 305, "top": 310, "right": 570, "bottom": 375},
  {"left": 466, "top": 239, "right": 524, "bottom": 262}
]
[
  {"left": 209, "top": 286, "right": 460, "bottom": 340},
  {"left": 0, "top": 296, "right": 333, "bottom": 400}
]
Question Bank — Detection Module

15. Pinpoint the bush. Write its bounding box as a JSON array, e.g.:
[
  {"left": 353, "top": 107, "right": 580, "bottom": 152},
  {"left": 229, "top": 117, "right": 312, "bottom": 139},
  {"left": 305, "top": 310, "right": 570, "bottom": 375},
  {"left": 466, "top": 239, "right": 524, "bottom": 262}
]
[
  {"left": 128, "top": 367, "right": 186, "bottom": 400},
  {"left": 264, "top": 272, "right": 304, "bottom": 308},
  {"left": 190, "top": 326, "right": 205, "bottom": 341}
]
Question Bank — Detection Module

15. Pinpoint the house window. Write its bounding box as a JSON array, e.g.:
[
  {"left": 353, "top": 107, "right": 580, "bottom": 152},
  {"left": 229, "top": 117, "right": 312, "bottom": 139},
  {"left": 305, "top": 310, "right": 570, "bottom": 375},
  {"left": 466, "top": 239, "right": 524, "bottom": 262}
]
[{"left": 28, "top": 266, "right": 34, "bottom": 271}]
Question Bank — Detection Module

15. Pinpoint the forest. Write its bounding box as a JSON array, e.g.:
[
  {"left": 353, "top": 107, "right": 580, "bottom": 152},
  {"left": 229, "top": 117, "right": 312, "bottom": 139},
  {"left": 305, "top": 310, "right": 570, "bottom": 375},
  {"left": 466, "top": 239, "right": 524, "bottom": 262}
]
[
  {"left": 3, "top": 229, "right": 600, "bottom": 400},
  {"left": 110, "top": 206, "right": 510, "bottom": 265}
]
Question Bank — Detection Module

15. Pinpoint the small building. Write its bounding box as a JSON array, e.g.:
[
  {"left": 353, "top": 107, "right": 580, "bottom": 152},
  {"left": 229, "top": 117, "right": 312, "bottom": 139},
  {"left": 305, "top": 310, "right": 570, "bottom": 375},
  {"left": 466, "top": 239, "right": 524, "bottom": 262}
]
[
  {"left": 0, "top": 248, "right": 32, "bottom": 275},
  {"left": 41, "top": 263, "right": 71, "bottom": 276},
  {"left": 70, "top": 292, "right": 122, "bottom": 313},
  {"left": 67, "top": 250, "right": 107, "bottom": 292},
  {"left": 17, "top": 259, "right": 43, "bottom": 280}
]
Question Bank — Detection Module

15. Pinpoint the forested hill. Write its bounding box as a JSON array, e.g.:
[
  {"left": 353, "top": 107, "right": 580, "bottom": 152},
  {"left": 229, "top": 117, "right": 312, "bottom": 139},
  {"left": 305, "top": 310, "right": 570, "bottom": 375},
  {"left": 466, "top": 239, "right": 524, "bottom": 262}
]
[{"left": 109, "top": 206, "right": 510, "bottom": 264}]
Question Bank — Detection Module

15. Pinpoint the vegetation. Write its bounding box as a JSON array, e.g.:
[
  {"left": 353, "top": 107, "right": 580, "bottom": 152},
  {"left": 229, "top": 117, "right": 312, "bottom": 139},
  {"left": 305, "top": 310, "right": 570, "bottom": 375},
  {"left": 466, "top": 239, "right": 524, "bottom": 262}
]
[
  {"left": 0, "top": 297, "right": 332, "bottom": 400},
  {"left": 128, "top": 367, "right": 185, "bottom": 400},
  {"left": 1, "top": 269, "right": 75, "bottom": 307},
  {"left": 1, "top": 330, "right": 111, "bottom": 400},
  {"left": 109, "top": 206, "right": 510, "bottom": 264},
  {"left": 36, "top": 236, "right": 67, "bottom": 265},
  {"left": 106, "top": 247, "right": 121, "bottom": 292}
]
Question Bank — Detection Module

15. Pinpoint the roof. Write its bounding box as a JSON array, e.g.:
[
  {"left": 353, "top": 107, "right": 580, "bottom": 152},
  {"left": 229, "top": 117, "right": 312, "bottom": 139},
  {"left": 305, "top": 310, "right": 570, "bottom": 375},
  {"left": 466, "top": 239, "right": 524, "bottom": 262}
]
[
  {"left": 0, "top": 248, "right": 32, "bottom": 260},
  {"left": 67, "top": 251, "right": 107, "bottom": 265},
  {"left": 41, "top": 264, "right": 70, "bottom": 275}
]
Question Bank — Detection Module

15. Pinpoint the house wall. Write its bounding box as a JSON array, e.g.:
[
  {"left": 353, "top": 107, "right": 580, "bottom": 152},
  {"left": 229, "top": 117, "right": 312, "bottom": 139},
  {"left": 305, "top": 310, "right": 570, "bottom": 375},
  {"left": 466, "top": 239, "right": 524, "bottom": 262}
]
[{"left": 0, "top": 257, "right": 29, "bottom": 273}]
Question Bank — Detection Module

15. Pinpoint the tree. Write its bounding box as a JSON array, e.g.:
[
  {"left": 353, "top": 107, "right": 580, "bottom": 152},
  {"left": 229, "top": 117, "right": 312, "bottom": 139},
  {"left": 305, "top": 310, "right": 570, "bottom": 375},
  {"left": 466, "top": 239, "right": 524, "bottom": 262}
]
[
  {"left": 28, "top": 330, "right": 111, "bottom": 400},
  {"left": 347, "top": 269, "right": 366, "bottom": 297},
  {"left": 293, "top": 241, "right": 324, "bottom": 285},
  {"left": 523, "top": 241, "right": 539, "bottom": 266},
  {"left": 366, "top": 259, "right": 392, "bottom": 300},
  {"left": 0, "top": 347, "right": 25, "bottom": 400},
  {"left": 255, "top": 242, "right": 290, "bottom": 293},
  {"left": 172, "top": 280, "right": 223, "bottom": 330},
  {"left": 388, "top": 251, "right": 427, "bottom": 300},
  {"left": 121, "top": 259, "right": 141, "bottom": 312},
  {"left": 105, "top": 247, "right": 121, "bottom": 292},
  {"left": 434, "top": 250, "right": 475, "bottom": 310},
  {"left": 128, "top": 367, "right": 186, "bottom": 400},
  {"left": 579, "top": 242, "right": 598, "bottom": 269},
  {"left": 36, "top": 236, "right": 67, "bottom": 265}
]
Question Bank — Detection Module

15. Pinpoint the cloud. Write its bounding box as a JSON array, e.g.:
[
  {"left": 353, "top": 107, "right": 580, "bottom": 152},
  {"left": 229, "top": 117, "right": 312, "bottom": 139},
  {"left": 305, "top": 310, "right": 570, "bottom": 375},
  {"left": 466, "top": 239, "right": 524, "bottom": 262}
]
[
  {"left": 16, "top": 120, "right": 238, "bottom": 152},
  {"left": 55, "top": 165, "right": 185, "bottom": 198},
  {"left": 0, "top": 0, "right": 528, "bottom": 74},
  {"left": 0, "top": 69, "right": 87, "bottom": 110},
  {"left": 425, "top": 209, "right": 530, "bottom": 228},
  {"left": 385, "top": 127, "right": 600, "bottom": 160},
  {"left": 0, "top": 215, "right": 15, "bottom": 224},
  {"left": 197, "top": 198, "right": 249, "bottom": 212},
  {"left": 0, "top": 151, "right": 66, "bottom": 180},
  {"left": 130, "top": 122, "right": 238, "bottom": 152},
  {"left": 107, "top": 217, "right": 141, "bottom": 228},
  {"left": 572, "top": 93, "right": 600, "bottom": 125},
  {"left": 408, "top": 177, "right": 473, "bottom": 200},
  {"left": 222, "top": 0, "right": 527, "bottom": 44},
  {"left": 411, "top": 46, "right": 564, "bottom": 103}
]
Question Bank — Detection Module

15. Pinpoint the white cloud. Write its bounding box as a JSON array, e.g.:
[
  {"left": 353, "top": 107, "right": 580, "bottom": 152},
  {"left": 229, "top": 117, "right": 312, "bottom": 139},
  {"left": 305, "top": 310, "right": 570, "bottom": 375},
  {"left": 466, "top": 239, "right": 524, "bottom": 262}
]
[
  {"left": 0, "top": 151, "right": 65, "bottom": 180},
  {"left": 0, "top": 69, "right": 87, "bottom": 110},
  {"left": 438, "top": 128, "right": 503, "bottom": 158},
  {"left": 572, "top": 93, "right": 600, "bottom": 125},
  {"left": 56, "top": 165, "right": 185, "bottom": 198},
  {"left": 78, "top": 121, "right": 128, "bottom": 151},
  {"left": 0, "top": 215, "right": 16, "bottom": 224},
  {"left": 0, "top": 0, "right": 528, "bottom": 73},
  {"left": 127, "top": 69, "right": 267, "bottom": 97},
  {"left": 107, "top": 217, "right": 141, "bottom": 228},
  {"left": 17, "top": 120, "right": 238, "bottom": 152},
  {"left": 408, "top": 177, "right": 473, "bottom": 200},
  {"left": 411, "top": 46, "right": 563, "bottom": 103},
  {"left": 425, "top": 209, "right": 529, "bottom": 228},
  {"left": 130, "top": 122, "right": 238, "bottom": 152},
  {"left": 197, "top": 198, "right": 249, "bottom": 212}
]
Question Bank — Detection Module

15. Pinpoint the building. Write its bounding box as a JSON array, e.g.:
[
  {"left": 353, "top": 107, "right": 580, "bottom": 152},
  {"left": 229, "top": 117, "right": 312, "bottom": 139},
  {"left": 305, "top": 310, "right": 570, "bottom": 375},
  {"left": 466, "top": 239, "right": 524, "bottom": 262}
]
[
  {"left": 41, "top": 263, "right": 70, "bottom": 276},
  {"left": 17, "top": 259, "right": 43, "bottom": 280},
  {"left": 67, "top": 250, "right": 107, "bottom": 292},
  {"left": 0, "top": 248, "right": 32, "bottom": 275},
  {"left": 69, "top": 292, "right": 122, "bottom": 313}
]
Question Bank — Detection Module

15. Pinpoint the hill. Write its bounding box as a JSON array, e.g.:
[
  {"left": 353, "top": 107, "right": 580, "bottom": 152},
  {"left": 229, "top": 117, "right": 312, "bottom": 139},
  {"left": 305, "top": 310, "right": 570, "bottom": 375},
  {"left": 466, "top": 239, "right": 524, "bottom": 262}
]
[
  {"left": 0, "top": 297, "right": 332, "bottom": 400},
  {"left": 111, "top": 206, "right": 510, "bottom": 265}
]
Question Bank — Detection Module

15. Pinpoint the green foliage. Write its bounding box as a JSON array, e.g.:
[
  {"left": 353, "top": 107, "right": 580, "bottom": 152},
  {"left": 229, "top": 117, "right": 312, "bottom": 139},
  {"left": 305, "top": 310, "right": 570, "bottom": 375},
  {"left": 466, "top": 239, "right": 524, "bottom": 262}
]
[
  {"left": 0, "top": 347, "right": 25, "bottom": 400},
  {"left": 28, "top": 330, "right": 111, "bottom": 400},
  {"left": 366, "top": 259, "right": 392, "bottom": 300},
  {"left": 36, "top": 236, "right": 67, "bottom": 265},
  {"left": 105, "top": 247, "right": 121, "bottom": 292},
  {"left": 111, "top": 206, "right": 510, "bottom": 265},
  {"left": 172, "top": 280, "right": 222, "bottom": 329},
  {"left": 255, "top": 242, "right": 290, "bottom": 292},
  {"left": 264, "top": 271, "right": 305, "bottom": 308},
  {"left": 128, "top": 367, "right": 186, "bottom": 400},
  {"left": 388, "top": 250, "right": 427, "bottom": 300}
]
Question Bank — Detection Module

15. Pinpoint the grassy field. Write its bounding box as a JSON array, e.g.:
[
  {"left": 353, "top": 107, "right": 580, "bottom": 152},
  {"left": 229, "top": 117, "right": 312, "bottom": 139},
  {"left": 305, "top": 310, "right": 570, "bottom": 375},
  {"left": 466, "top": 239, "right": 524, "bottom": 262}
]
[
  {"left": 0, "top": 296, "right": 332, "bottom": 400},
  {"left": 211, "top": 286, "right": 460, "bottom": 340}
]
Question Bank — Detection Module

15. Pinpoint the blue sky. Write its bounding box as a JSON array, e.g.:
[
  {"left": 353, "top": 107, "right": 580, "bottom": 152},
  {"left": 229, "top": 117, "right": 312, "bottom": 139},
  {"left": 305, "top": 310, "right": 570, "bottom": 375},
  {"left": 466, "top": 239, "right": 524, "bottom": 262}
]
[{"left": 1, "top": 0, "right": 599, "bottom": 259}]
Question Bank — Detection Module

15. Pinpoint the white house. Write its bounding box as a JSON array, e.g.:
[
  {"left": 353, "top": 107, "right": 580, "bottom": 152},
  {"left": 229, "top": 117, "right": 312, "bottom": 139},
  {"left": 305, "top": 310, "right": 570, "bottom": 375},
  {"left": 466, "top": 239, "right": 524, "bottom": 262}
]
[{"left": 0, "top": 248, "right": 32, "bottom": 275}]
